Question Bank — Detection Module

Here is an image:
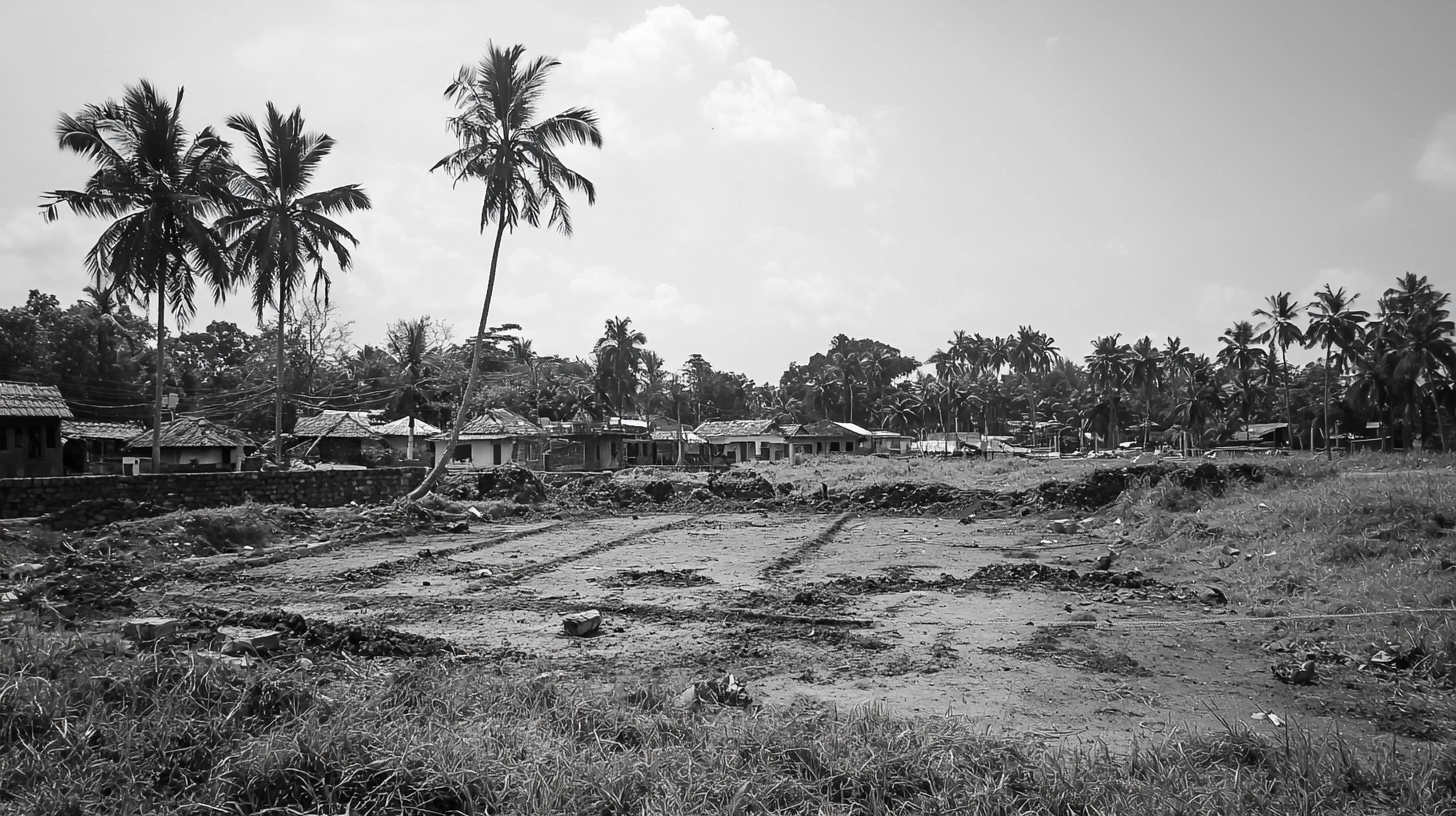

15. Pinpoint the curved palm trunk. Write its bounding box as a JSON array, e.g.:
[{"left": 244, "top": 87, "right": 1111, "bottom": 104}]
[
  {"left": 152, "top": 275, "right": 166, "bottom": 474},
  {"left": 410, "top": 217, "right": 509, "bottom": 500},
  {"left": 274, "top": 278, "right": 286, "bottom": 467},
  {"left": 1143, "top": 381, "right": 1152, "bottom": 450},
  {"left": 1281, "top": 346, "right": 1293, "bottom": 450}
]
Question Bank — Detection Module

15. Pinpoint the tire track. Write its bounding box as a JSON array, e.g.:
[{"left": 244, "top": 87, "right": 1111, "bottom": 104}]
[
  {"left": 761, "top": 512, "right": 856, "bottom": 578},
  {"left": 484, "top": 515, "right": 700, "bottom": 585}
]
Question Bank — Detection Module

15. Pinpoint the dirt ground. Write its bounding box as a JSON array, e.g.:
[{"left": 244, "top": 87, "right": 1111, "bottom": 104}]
[{"left": 90, "top": 503, "right": 1428, "bottom": 753}]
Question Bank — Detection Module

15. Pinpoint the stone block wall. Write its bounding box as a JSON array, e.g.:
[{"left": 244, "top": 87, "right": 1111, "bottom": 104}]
[{"left": 0, "top": 467, "right": 426, "bottom": 519}]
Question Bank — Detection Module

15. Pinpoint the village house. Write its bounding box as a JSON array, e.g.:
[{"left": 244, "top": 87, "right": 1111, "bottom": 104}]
[
  {"left": 436, "top": 408, "right": 546, "bottom": 470},
  {"left": 694, "top": 419, "right": 790, "bottom": 463},
  {"left": 61, "top": 420, "right": 145, "bottom": 474},
  {"left": 0, "top": 381, "right": 72, "bottom": 478},
  {"left": 291, "top": 410, "right": 390, "bottom": 466},
  {"left": 540, "top": 414, "right": 648, "bottom": 471},
  {"left": 787, "top": 419, "right": 870, "bottom": 455},
  {"left": 868, "top": 429, "right": 914, "bottom": 455},
  {"left": 372, "top": 415, "right": 441, "bottom": 464},
  {"left": 124, "top": 416, "right": 255, "bottom": 474}
]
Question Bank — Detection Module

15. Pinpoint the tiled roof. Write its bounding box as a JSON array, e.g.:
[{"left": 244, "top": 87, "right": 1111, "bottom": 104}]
[
  {"left": 125, "top": 416, "right": 254, "bottom": 450},
  {"left": 436, "top": 408, "right": 544, "bottom": 440},
  {"left": 293, "top": 411, "right": 381, "bottom": 439},
  {"left": 372, "top": 416, "right": 442, "bottom": 437},
  {"left": 0, "top": 381, "right": 73, "bottom": 418},
  {"left": 694, "top": 419, "right": 780, "bottom": 438},
  {"left": 63, "top": 420, "right": 145, "bottom": 440},
  {"left": 650, "top": 430, "right": 707, "bottom": 444}
]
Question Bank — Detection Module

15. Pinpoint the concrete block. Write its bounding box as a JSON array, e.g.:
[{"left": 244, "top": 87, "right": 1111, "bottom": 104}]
[
  {"left": 219, "top": 626, "right": 283, "bottom": 654},
  {"left": 123, "top": 617, "right": 179, "bottom": 642},
  {"left": 562, "top": 609, "right": 602, "bottom": 637}
]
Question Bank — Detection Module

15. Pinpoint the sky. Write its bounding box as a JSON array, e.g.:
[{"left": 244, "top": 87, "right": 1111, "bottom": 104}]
[{"left": 3, "top": 1, "right": 1455, "bottom": 384}]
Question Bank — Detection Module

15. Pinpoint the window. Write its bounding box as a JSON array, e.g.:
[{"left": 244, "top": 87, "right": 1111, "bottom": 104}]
[
  {"left": 830, "top": 441, "right": 840, "bottom": 452},
  {"left": 0, "top": 425, "right": 7, "bottom": 450},
  {"left": 28, "top": 427, "right": 43, "bottom": 458},
  {"left": 47, "top": 424, "right": 57, "bottom": 448}
]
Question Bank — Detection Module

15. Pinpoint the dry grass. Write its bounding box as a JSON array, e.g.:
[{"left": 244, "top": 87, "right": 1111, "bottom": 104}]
[
  {"left": 3, "top": 622, "right": 1453, "bottom": 815},
  {"left": 744, "top": 454, "right": 1114, "bottom": 497}
]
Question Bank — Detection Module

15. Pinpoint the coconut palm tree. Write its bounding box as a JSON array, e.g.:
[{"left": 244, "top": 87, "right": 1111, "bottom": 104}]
[
  {"left": 594, "top": 316, "right": 648, "bottom": 414},
  {"left": 1304, "top": 285, "right": 1368, "bottom": 458},
  {"left": 410, "top": 43, "right": 602, "bottom": 499},
  {"left": 1217, "top": 320, "right": 1268, "bottom": 440},
  {"left": 1085, "top": 335, "right": 1132, "bottom": 448},
  {"left": 1129, "top": 336, "right": 1163, "bottom": 450},
  {"left": 218, "top": 103, "right": 371, "bottom": 465},
  {"left": 386, "top": 317, "right": 445, "bottom": 460},
  {"left": 42, "top": 80, "right": 235, "bottom": 472},
  {"left": 1253, "top": 292, "right": 1304, "bottom": 448},
  {"left": 1010, "top": 326, "right": 1058, "bottom": 447}
]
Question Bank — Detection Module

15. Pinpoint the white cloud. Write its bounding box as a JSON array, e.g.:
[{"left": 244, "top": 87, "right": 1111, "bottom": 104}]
[
  {"left": 1298, "top": 267, "right": 1378, "bottom": 305},
  {"left": 701, "top": 57, "right": 877, "bottom": 187},
  {"left": 1357, "top": 192, "right": 1391, "bottom": 217},
  {"left": 1415, "top": 112, "right": 1456, "bottom": 189},
  {"left": 565, "top": 5, "right": 737, "bottom": 83}
]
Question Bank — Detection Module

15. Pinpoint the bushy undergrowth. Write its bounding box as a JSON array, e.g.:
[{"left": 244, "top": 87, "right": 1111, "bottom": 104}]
[{"left": 3, "top": 621, "right": 1453, "bottom": 815}]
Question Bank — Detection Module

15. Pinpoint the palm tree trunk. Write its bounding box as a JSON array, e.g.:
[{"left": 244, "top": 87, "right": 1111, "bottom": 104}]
[
  {"left": 1323, "top": 345, "right": 1332, "bottom": 460},
  {"left": 407, "top": 414, "right": 415, "bottom": 461},
  {"left": 274, "top": 277, "right": 286, "bottom": 468},
  {"left": 1281, "top": 346, "right": 1293, "bottom": 450},
  {"left": 151, "top": 275, "right": 166, "bottom": 474},
  {"left": 409, "top": 216, "right": 509, "bottom": 500},
  {"left": 1144, "top": 382, "right": 1151, "bottom": 450}
]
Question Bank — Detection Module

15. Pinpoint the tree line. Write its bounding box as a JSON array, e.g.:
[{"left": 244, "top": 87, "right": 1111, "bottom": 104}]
[{"left": 26, "top": 44, "right": 1456, "bottom": 503}]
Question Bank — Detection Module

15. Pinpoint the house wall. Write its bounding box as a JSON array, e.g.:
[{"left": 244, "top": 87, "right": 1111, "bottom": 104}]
[
  {"left": 791, "top": 437, "right": 864, "bottom": 455},
  {"left": 0, "top": 466, "right": 426, "bottom": 519},
  {"left": 436, "top": 438, "right": 544, "bottom": 469},
  {"left": 707, "top": 435, "right": 790, "bottom": 462},
  {"left": 0, "top": 418, "right": 64, "bottom": 478},
  {"left": 382, "top": 435, "right": 434, "bottom": 463}
]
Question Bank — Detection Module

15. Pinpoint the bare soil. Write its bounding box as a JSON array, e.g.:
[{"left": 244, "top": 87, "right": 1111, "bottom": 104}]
[{"left": 3, "top": 461, "right": 1450, "bottom": 755}]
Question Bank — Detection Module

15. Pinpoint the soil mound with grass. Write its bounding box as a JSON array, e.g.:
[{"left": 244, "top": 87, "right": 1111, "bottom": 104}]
[
  {"left": 440, "top": 463, "right": 547, "bottom": 504},
  {"left": 184, "top": 607, "right": 456, "bottom": 658},
  {"left": 707, "top": 469, "right": 775, "bottom": 500},
  {"left": 1037, "top": 463, "right": 1271, "bottom": 511},
  {"left": 850, "top": 482, "right": 963, "bottom": 509}
]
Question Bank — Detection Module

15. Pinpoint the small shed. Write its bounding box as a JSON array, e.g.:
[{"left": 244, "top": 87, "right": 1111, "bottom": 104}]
[
  {"left": 0, "top": 381, "right": 73, "bottom": 478},
  {"left": 125, "top": 417, "right": 255, "bottom": 473}
]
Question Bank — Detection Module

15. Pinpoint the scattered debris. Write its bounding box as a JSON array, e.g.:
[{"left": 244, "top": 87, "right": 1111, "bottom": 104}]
[
  {"left": 674, "top": 673, "right": 752, "bottom": 709},
  {"left": 219, "top": 626, "right": 283, "bottom": 655},
  {"left": 123, "top": 617, "right": 178, "bottom": 642}
]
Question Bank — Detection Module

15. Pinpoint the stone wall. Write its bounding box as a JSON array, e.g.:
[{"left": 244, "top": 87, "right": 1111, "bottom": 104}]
[{"left": 0, "top": 467, "right": 426, "bottom": 519}]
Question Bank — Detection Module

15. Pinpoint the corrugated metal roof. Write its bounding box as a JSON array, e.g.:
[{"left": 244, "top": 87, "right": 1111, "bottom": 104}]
[
  {"left": 0, "top": 381, "right": 73, "bottom": 418},
  {"left": 125, "top": 416, "right": 254, "bottom": 450},
  {"left": 836, "top": 421, "right": 873, "bottom": 437},
  {"left": 789, "top": 419, "right": 863, "bottom": 438},
  {"left": 372, "top": 416, "right": 442, "bottom": 437},
  {"left": 293, "top": 411, "right": 381, "bottom": 439},
  {"left": 63, "top": 420, "right": 144, "bottom": 440},
  {"left": 694, "top": 419, "right": 780, "bottom": 438}
]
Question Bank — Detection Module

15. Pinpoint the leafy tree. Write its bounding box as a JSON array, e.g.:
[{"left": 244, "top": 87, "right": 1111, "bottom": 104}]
[
  {"left": 43, "top": 80, "right": 234, "bottom": 470},
  {"left": 412, "top": 42, "right": 602, "bottom": 500}
]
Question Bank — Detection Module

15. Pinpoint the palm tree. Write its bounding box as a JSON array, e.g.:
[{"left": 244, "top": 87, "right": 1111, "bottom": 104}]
[
  {"left": 594, "top": 316, "right": 648, "bottom": 414},
  {"left": 1253, "top": 292, "right": 1304, "bottom": 448},
  {"left": 1128, "top": 336, "right": 1163, "bottom": 450},
  {"left": 1085, "top": 335, "right": 1132, "bottom": 449},
  {"left": 1304, "top": 285, "right": 1368, "bottom": 458},
  {"left": 387, "top": 317, "right": 444, "bottom": 460},
  {"left": 218, "top": 102, "right": 371, "bottom": 465},
  {"left": 42, "top": 80, "right": 235, "bottom": 472},
  {"left": 410, "top": 43, "right": 602, "bottom": 499},
  {"left": 1161, "top": 337, "right": 1194, "bottom": 451},
  {"left": 1217, "top": 320, "right": 1268, "bottom": 440},
  {"left": 1010, "top": 326, "right": 1058, "bottom": 447}
]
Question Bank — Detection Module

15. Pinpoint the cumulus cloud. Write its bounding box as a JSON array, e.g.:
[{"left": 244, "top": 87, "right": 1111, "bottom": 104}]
[
  {"left": 701, "top": 57, "right": 877, "bottom": 187},
  {"left": 565, "top": 5, "right": 736, "bottom": 82},
  {"left": 1415, "top": 112, "right": 1456, "bottom": 189},
  {"left": 566, "top": 265, "right": 704, "bottom": 325}
]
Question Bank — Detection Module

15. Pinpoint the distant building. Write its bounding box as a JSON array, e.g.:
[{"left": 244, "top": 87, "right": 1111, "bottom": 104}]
[
  {"left": 435, "top": 408, "right": 546, "bottom": 470},
  {"left": 787, "top": 420, "right": 870, "bottom": 455},
  {"left": 124, "top": 416, "right": 255, "bottom": 473},
  {"left": 62, "top": 420, "right": 145, "bottom": 474},
  {"left": 291, "top": 410, "right": 389, "bottom": 466},
  {"left": 694, "top": 419, "right": 790, "bottom": 463},
  {"left": 0, "top": 381, "right": 73, "bottom": 478},
  {"left": 372, "top": 416, "right": 441, "bottom": 463}
]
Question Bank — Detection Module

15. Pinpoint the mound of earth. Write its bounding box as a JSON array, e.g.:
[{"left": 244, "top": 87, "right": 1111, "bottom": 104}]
[
  {"left": 1037, "top": 463, "right": 1271, "bottom": 510},
  {"left": 851, "top": 482, "right": 963, "bottom": 509},
  {"left": 707, "top": 470, "right": 775, "bottom": 500},
  {"left": 599, "top": 568, "right": 714, "bottom": 587},
  {"left": 824, "top": 564, "right": 1154, "bottom": 594},
  {"left": 439, "top": 463, "right": 548, "bottom": 504},
  {"left": 38, "top": 498, "right": 169, "bottom": 531},
  {"left": 183, "top": 607, "right": 456, "bottom": 658}
]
